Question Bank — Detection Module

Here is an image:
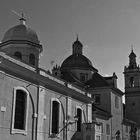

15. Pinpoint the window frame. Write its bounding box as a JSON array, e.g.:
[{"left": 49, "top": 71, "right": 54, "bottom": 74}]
[
  {"left": 50, "top": 98, "right": 61, "bottom": 137},
  {"left": 106, "top": 124, "right": 110, "bottom": 135},
  {"left": 96, "top": 135, "right": 101, "bottom": 140},
  {"left": 76, "top": 106, "right": 83, "bottom": 132},
  {"left": 14, "top": 51, "right": 22, "bottom": 60},
  {"left": 29, "top": 53, "right": 35, "bottom": 66},
  {"left": 11, "top": 86, "right": 29, "bottom": 135},
  {"left": 130, "top": 77, "right": 134, "bottom": 87},
  {"left": 92, "top": 94, "right": 101, "bottom": 105},
  {"left": 80, "top": 73, "right": 88, "bottom": 82}
]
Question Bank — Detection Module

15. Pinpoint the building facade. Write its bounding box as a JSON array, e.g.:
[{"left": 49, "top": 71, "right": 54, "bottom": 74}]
[
  {"left": 0, "top": 17, "right": 140, "bottom": 140},
  {"left": 0, "top": 18, "right": 93, "bottom": 140}
]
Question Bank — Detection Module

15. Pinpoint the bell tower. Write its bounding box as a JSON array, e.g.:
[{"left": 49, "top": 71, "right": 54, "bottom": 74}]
[
  {"left": 124, "top": 48, "right": 140, "bottom": 89},
  {"left": 124, "top": 47, "right": 140, "bottom": 124}
]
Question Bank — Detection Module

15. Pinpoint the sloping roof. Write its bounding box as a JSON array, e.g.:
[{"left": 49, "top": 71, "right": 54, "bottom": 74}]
[
  {"left": 93, "top": 104, "right": 112, "bottom": 120},
  {"left": 61, "top": 70, "right": 85, "bottom": 87},
  {"left": 61, "top": 70, "right": 76, "bottom": 82},
  {"left": 0, "top": 54, "right": 93, "bottom": 104},
  {"left": 86, "top": 72, "right": 109, "bottom": 88}
]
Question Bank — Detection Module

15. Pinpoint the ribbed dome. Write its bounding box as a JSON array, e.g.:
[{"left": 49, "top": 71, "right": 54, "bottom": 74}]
[
  {"left": 129, "top": 49, "right": 136, "bottom": 58},
  {"left": 61, "top": 54, "right": 98, "bottom": 71},
  {"left": 2, "top": 24, "right": 39, "bottom": 44}
]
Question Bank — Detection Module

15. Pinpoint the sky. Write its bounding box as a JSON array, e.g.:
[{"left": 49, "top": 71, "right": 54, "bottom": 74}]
[{"left": 1, "top": 0, "right": 140, "bottom": 91}]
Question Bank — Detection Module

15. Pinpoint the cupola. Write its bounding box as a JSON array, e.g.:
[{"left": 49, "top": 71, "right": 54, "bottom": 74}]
[
  {"left": 128, "top": 47, "right": 137, "bottom": 69},
  {"left": 72, "top": 36, "right": 83, "bottom": 55},
  {"left": 2, "top": 17, "right": 40, "bottom": 44},
  {"left": 0, "top": 16, "right": 43, "bottom": 68}
]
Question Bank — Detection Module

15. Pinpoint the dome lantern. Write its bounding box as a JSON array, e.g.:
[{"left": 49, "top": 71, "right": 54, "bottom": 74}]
[{"left": 72, "top": 36, "right": 83, "bottom": 55}]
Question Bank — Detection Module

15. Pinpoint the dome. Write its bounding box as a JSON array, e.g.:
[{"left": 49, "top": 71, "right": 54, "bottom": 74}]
[
  {"left": 61, "top": 54, "right": 98, "bottom": 71},
  {"left": 2, "top": 23, "right": 39, "bottom": 44}
]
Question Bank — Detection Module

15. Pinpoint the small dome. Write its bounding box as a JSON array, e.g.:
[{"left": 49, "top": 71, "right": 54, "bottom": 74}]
[
  {"left": 129, "top": 49, "right": 136, "bottom": 58},
  {"left": 72, "top": 37, "right": 83, "bottom": 48},
  {"left": 72, "top": 37, "right": 83, "bottom": 55},
  {"left": 61, "top": 54, "right": 98, "bottom": 71},
  {"left": 2, "top": 23, "right": 39, "bottom": 44}
]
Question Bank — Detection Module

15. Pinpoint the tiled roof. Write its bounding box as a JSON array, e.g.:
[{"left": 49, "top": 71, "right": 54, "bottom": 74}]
[{"left": 86, "top": 72, "right": 109, "bottom": 88}]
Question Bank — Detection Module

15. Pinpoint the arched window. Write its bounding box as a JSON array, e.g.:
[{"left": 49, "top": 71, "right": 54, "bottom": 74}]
[
  {"left": 11, "top": 87, "right": 29, "bottom": 134},
  {"left": 76, "top": 107, "right": 82, "bottom": 132},
  {"left": 130, "top": 77, "right": 134, "bottom": 87},
  {"left": 14, "top": 52, "right": 22, "bottom": 59},
  {"left": 50, "top": 99, "right": 61, "bottom": 135},
  {"left": 29, "top": 53, "right": 35, "bottom": 66}
]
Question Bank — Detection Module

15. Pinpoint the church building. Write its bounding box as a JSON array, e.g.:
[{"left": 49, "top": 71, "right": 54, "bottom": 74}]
[
  {"left": 0, "top": 17, "right": 93, "bottom": 140},
  {"left": 0, "top": 16, "right": 140, "bottom": 140}
]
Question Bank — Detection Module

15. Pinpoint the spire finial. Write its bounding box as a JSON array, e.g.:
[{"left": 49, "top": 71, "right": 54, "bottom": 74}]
[
  {"left": 131, "top": 44, "right": 133, "bottom": 52},
  {"left": 76, "top": 34, "right": 79, "bottom": 41},
  {"left": 19, "top": 12, "right": 26, "bottom": 25}
]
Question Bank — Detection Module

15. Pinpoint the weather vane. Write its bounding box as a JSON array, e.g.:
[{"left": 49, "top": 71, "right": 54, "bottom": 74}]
[
  {"left": 131, "top": 44, "right": 134, "bottom": 52},
  {"left": 11, "top": 10, "right": 26, "bottom": 24}
]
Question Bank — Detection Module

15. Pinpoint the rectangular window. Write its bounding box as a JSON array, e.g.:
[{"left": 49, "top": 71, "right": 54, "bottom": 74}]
[
  {"left": 107, "top": 136, "right": 110, "bottom": 140},
  {"left": 50, "top": 98, "right": 61, "bottom": 137},
  {"left": 80, "top": 73, "right": 88, "bottom": 81},
  {"left": 77, "top": 108, "right": 82, "bottom": 132},
  {"left": 92, "top": 94, "right": 101, "bottom": 104},
  {"left": 51, "top": 100, "right": 60, "bottom": 134},
  {"left": 95, "top": 124, "right": 101, "bottom": 131},
  {"left": 14, "top": 90, "right": 26, "bottom": 129},
  {"left": 106, "top": 124, "right": 110, "bottom": 135},
  {"left": 95, "top": 123, "right": 103, "bottom": 133},
  {"left": 126, "top": 126, "right": 128, "bottom": 133},
  {"left": 96, "top": 135, "right": 101, "bottom": 140}
]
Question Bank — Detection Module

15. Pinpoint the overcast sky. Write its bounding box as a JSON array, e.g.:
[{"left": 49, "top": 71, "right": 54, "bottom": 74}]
[{"left": 1, "top": 0, "right": 140, "bottom": 91}]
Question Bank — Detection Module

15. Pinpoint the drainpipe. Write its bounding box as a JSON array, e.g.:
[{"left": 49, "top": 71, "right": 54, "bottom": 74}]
[
  {"left": 26, "top": 84, "right": 36, "bottom": 140},
  {"left": 66, "top": 96, "right": 68, "bottom": 140},
  {"left": 35, "top": 68, "right": 40, "bottom": 140}
]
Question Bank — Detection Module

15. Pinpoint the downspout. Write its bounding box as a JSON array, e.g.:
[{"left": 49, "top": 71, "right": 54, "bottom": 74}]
[
  {"left": 66, "top": 96, "right": 68, "bottom": 140},
  {"left": 59, "top": 98, "right": 66, "bottom": 140},
  {"left": 26, "top": 84, "right": 36, "bottom": 140},
  {"left": 35, "top": 68, "right": 40, "bottom": 140},
  {"left": 29, "top": 93, "right": 35, "bottom": 140},
  {"left": 111, "top": 116, "right": 113, "bottom": 139}
]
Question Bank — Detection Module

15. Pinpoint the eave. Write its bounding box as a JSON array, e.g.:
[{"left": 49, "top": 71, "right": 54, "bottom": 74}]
[
  {"left": 0, "top": 55, "right": 92, "bottom": 104},
  {"left": 88, "top": 86, "right": 124, "bottom": 96}
]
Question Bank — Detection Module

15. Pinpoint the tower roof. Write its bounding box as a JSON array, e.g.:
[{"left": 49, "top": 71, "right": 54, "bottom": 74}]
[
  {"left": 72, "top": 36, "right": 83, "bottom": 48},
  {"left": 129, "top": 48, "right": 136, "bottom": 58},
  {"left": 2, "top": 18, "right": 40, "bottom": 44}
]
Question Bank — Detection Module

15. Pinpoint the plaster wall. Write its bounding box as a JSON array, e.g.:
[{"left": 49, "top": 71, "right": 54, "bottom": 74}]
[
  {"left": 90, "top": 88, "right": 111, "bottom": 113},
  {"left": 126, "top": 95, "right": 140, "bottom": 124},
  {"left": 0, "top": 71, "right": 38, "bottom": 140},
  {"left": 110, "top": 91, "right": 123, "bottom": 140},
  {"left": 96, "top": 117, "right": 111, "bottom": 140},
  {"left": 0, "top": 44, "right": 39, "bottom": 67}
]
